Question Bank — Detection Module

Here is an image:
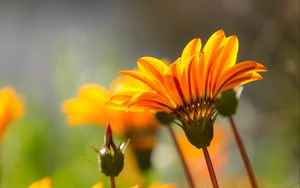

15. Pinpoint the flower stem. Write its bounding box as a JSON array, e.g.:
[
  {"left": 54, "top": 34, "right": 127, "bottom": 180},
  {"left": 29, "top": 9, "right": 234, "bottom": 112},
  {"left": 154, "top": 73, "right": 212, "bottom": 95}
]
[
  {"left": 167, "top": 126, "right": 195, "bottom": 188},
  {"left": 109, "top": 176, "right": 116, "bottom": 188},
  {"left": 202, "top": 147, "right": 219, "bottom": 188},
  {"left": 229, "top": 116, "right": 257, "bottom": 188}
]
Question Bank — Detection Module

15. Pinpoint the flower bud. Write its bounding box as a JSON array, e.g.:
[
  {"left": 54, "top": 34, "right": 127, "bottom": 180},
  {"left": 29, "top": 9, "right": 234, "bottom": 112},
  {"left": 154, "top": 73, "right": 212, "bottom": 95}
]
[
  {"left": 217, "top": 88, "right": 242, "bottom": 117},
  {"left": 95, "top": 125, "right": 128, "bottom": 177}
]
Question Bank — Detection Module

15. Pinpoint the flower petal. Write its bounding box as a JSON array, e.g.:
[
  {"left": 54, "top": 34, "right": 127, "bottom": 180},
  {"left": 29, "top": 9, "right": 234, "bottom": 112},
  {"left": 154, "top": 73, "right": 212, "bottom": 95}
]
[
  {"left": 220, "top": 72, "right": 263, "bottom": 93},
  {"left": 214, "top": 61, "right": 267, "bottom": 95},
  {"left": 127, "top": 91, "right": 174, "bottom": 111},
  {"left": 119, "top": 70, "right": 165, "bottom": 94},
  {"left": 181, "top": 38, "right": 202, "bottom": 64},
  {"left": 163, "top": 74, "right": 185, "bottom": 107}
]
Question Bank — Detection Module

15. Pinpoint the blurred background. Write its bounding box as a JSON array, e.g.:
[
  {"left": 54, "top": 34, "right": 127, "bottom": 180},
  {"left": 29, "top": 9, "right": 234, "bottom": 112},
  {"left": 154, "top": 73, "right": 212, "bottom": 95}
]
[{"left": 0, "top": 0, "right": 299, "bottom": 187}]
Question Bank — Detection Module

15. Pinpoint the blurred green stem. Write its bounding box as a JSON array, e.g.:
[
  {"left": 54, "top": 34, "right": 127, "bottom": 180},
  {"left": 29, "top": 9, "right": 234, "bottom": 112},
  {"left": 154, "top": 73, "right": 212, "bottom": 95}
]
[
  {"left": 167, "top": 126, "right": 195, "bottom": 188},
  {"left": 229, "top": 116, "right": 257, "bottom": 188},
  {"left": 110, "top": 176, "right": 116, "bottom": 188},
  {"left": 202, "top": 147, "right": 219, "bottom": 188}
]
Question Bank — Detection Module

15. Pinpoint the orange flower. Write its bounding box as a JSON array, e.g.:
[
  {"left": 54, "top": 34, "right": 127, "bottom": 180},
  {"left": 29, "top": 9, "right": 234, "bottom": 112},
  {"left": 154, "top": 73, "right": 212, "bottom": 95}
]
[
  {"left": 0, "top": 86, "right": 23, "bottom": 141},
  {"left": 107, "top": 30, "right": 267, "bottom": 148},
  {"left": 28, "top": 177, "right": 51, "bottom": 188}
]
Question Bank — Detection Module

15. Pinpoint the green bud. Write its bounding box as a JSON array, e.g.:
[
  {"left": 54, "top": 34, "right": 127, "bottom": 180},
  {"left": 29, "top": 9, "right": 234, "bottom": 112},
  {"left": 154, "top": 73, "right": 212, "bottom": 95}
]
[
  {"left": 95, "top": 125, "right": 128, "bottom": 177},
  {"left": 217, "top": 88, "right": 241, "bottom": 117},
  {"left": 98, "top": 145, "right": 124, "bottom": 176},
  {"left": 155, "top": 111, "right": 174, "bottom": 125},
  {"left": 182, "top": 115, "right": 216, "bottom": 149}
]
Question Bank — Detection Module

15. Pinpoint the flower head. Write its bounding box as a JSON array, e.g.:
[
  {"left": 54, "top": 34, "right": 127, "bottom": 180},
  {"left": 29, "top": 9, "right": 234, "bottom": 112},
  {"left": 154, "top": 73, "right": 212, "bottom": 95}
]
[
  {"left": 0, "top": 86, "right": 24, "bottom": 141},
  {"left": 107, "top": 30, "right": 267, "bottom": 148},
  {"left": 28, "top": 177, "right": 51, "bottom": 188}
]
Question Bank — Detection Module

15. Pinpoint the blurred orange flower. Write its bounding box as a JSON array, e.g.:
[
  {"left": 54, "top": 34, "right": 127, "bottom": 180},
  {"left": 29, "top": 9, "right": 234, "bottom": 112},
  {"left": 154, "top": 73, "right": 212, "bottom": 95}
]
[
  {"left": 107, "top": 30, "right": 267, "bottom": 148},
  {"left": 0, "top": 86, "right": 24, "bottom": 141},
  {"left": 28, "top": 177, "right": 51, "bottom": 188}
]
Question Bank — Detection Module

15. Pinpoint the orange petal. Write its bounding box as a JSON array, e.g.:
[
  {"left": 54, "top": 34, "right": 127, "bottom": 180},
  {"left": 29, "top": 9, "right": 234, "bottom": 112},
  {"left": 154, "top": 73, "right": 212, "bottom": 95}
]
[
  {"left": 138, "top": 57, "right": 168, "bottom": 75},
  {"left": 194, "top": 53, "right": 205, "bottom": 98},
  {"left": 203, "top": 30, "right": 226, "bottom": 64},
  {"left": 127, "top": 91, "right": 174, "bottom": 110},
  {"left": 214, "top": 61, "right": 267, "bottom": 95},
  {"left": 181, "top": 38, "right": 202, "bottom": 64},
  {"left": 129, "top": 101, "right": 172, "bottom": 112},
  {"left": 119, "top": 70, "right": 165, "bottom": 95},
  {"left": 220, "top": 72, "right": 263, "bottom": 93},
  {"left": 211, "top": 36, "right": 239, "bottom": 91},
  {"left": 163, "top": 75, "right": 185, "bottom": 107}
]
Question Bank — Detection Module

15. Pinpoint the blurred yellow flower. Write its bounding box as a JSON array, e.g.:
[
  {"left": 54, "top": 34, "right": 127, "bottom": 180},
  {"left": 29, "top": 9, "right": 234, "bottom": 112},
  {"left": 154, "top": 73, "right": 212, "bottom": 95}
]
[
  {"left": 28, "top": 177, "right": 51, "bottom": 188},
  {"left": 62, "top": 76, "right": 159, "bottom": 170},
  {"left": 62, "top": 76, "right": 157, "bottom": 136},
  {"left": 0, "top": 86, "right": 24, "bottom": 141},
  {"left": 91, "top": 182, "right": 103, "bottom": 188},
  {"left": 107, "top": 30, "right": 267, "bottom": 148}
]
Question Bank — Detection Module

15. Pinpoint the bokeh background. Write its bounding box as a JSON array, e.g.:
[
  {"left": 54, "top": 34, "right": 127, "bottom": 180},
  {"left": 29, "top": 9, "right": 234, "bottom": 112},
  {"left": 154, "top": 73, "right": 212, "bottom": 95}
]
[{"left": 0, "top": 0, "right": 299, "bottom": 187}]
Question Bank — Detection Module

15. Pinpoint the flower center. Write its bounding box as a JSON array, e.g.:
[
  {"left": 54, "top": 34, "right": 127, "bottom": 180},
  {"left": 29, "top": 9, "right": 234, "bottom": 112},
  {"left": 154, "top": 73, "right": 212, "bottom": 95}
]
[{"left": 172, "top": 98, "right": 218, "bottom": 126}]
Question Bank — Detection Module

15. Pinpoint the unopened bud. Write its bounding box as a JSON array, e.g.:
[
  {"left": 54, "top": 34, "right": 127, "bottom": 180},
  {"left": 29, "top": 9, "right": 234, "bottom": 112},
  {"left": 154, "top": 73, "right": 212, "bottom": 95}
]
[
  {"left": 95, "top": 124, "right": 128, "bottom": 177},
  {"left": 217, "top": 88, "right": 243, "bottom": 117}
]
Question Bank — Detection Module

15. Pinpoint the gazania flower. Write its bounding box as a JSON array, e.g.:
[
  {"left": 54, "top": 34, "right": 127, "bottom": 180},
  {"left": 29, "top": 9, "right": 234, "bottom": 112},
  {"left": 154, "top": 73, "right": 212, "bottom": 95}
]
[
  {"left": 28, "top": 177, "right": 51, "bottom": 188},
  {"left": 107, "top": 30, "right": 267, "bottom": 148},
  {"left": 62, "top": 76, "right": 159, "bottom": 171},
  {"left": 0, "top": 86, "right": 24, "bottom": 141}
]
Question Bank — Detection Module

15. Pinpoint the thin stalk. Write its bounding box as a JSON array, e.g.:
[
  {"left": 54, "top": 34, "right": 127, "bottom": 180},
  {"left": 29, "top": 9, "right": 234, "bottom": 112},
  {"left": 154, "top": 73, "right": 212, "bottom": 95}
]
[
  {"left": 167, "top": 126, "right": 195, "bottom": 188},
  {"left": 109, "top": 176, "right": 116, "bottom": 188},
  {"left": 202, "top": 147, "right": 219, "bottom": 188},
  {"left": 229, "top": 116, "right": 257, "bottom": 188}
]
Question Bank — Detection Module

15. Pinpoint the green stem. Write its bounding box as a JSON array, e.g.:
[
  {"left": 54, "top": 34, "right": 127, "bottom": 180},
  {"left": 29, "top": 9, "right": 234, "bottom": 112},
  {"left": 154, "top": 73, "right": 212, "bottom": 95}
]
[
  {"left": 167, "top": 126, "right": 196, "bottom": 188},
  {"left": 229, "top": 116, "right": 257, "bottom": 188},
  {"left": 109, "top": 176, "right": 116, "bottom": 188},
  {"left": 202, "top": 147, "right": 219, "bottom": 188}
]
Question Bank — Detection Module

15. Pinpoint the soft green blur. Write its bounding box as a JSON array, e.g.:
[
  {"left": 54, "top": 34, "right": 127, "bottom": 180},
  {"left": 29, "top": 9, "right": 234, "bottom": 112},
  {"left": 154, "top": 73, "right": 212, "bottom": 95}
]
[{"left": 0, "top": 0, "right": 299, "bottom": 187}]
